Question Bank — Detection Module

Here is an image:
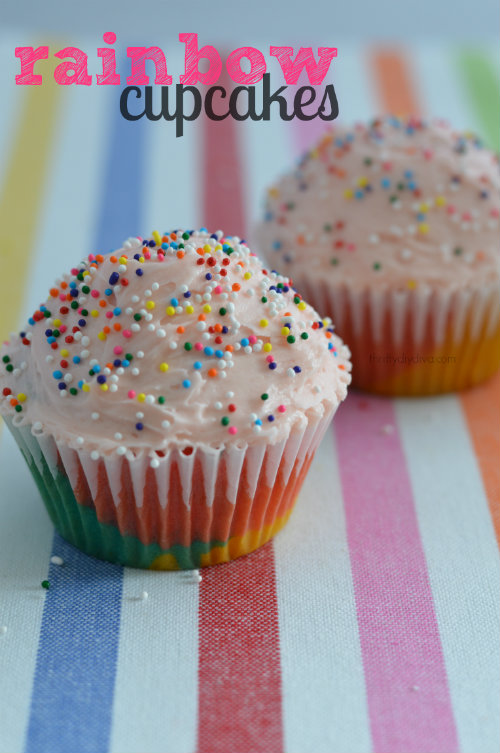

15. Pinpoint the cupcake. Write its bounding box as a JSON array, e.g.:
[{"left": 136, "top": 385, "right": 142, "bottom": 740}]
[
  {"left": 258, "top": 117, "right": 500, "bottom": 395},
  {"left": 0, "top": 229, "right": 351, "bottom": 569}
]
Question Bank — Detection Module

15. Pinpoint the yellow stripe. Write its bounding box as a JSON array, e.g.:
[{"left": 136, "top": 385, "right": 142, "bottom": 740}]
[{"left": 0, "top": 50, "right": 62, "bottom": 338}]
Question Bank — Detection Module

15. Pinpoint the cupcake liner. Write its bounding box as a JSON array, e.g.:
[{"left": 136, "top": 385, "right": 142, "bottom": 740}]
[
  {"left": 293, "top": 274, "right": 500, "bottom": 395},
  {"left": 4, "top": 405, "right": 333, "bottom": 569}
]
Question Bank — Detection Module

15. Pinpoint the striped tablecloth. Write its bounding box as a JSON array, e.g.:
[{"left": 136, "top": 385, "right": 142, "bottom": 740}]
[{"left": 0, "top": 37, "right": 499, "bottom": 753}]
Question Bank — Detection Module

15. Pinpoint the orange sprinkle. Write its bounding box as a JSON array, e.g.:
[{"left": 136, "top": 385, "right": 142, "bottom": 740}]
[
  {"left": 66, "top": 293, "right": 72, "bottom": 301},
  {"left": 197, "top": 247, "right": 204, "bottom": 256},
  {"left": 103, "top": 326, "right": 111, "bottom": 334},
  {"left": 106, "top": 362, "right": 113, "bottom": 370},
  {"left": 109, "top": 255, "right": 118, "bottom": 263},
  {"left": 60, "top": 282, "right": 68, "bottom": 290},
  {"left": 476, "top": 250, "right": 486, "bottom": 261},
  {"left": 171, "top": 232, "right": 177, "bottom": 240},
  {"left": 113, "top": 323, "right": 121, "bottom": 332},
  {"left": 214, "top": 323, "right": 223, "bottom": 333},
  {"left": 96, "top": 254, "right": 104, "bottom": 263},
  {"left": 232, "top": 283, "right": 241, "bottom": 292},
  {"left": 99, "top": 300, "right": 106, "bottom": 308},
  {"left": 162, "top": 235, "right": 168, "bottom": 243},
  {"left": 9, "top": 398, "right": 18, "bottom": 407},
  {"left": 225, "top": 344, "right": 234, "bottom": 352},
  {"left": 49, "top": 288, "right": 59, "bottom": 298},
  {"left": 296, "top": 234, "right": 305, "bottom": 245},
  {"left": 176, "top": 326, "right": 185, "bottom": 334},
  {"left": 176, "top": 250, "right": 185, "bottom": 259},
  {"left": 198, "top": 314, "right": 206, "bottom": 321},
  {"left": 208, "top": 368, "right": 218, "bottom": 377}
]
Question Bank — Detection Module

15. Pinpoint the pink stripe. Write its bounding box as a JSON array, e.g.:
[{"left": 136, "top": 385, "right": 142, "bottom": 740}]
[{"left": 334, "top": 396, "right": 459, "bottom": 753}]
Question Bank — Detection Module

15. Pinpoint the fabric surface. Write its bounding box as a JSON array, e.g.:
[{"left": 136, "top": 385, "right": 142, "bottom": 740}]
[{"left": 0, "top": 38, "right": 499, "bottom": 753}]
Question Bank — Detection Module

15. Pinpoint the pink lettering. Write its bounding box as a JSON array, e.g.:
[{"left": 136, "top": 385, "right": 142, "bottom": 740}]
[
  {"left": 270, "top": 46, "right": 337, "bottom": 85},
  {"left": 226, "top": 47, "right": 266, "bottom": 84},
  {"left": 126, "top": 47, "right": 172, "bottom": 85},
  {"left": 15, "top": 46, "right": 49, "bottom": 85},
  {"left": 179, "top": 33, "right": 221, "bottom": 85}
]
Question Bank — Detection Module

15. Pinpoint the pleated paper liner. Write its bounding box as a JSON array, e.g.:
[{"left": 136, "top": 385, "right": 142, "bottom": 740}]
[
  {"left": 4, "top": 406, "right": 334, "bottom": 569},
  {"left": 294, "top": 277, "right": 500, "bottom": 395}
]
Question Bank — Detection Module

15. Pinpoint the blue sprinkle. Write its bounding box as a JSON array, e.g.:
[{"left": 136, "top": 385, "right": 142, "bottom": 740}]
[
  {"left": 78, "top": 380, "right": 84, "bottom": 389},
  {"left": 72, "top": 356, "right": 81, "bottom": 364},
  {"left": 109, "top": 272, "right": 119, "bottom": 285},
  {"left": 161, "top": 243, "right": 168, "bottom": 250},
  {"left": 136, "top": 422, "right": 144, "bottom": 430},
  {"left": 104, "top": 288, "right": 112, "bottom": 296},
  {"left": 47, "top": 336, "right": 56, "bottom": 344},
  {"left": 193, "top": 361, "right": 202, "bottom": 370},
  {"left": 269, "top": 362, "right": 277, "bottom": 370},
  {"left": 136, "top": 269, "right": 144, "bottom": 277},
  {"left": 354, "top": 189, "right": 364, "bottom": 199},
  {"left": 69, "top": 281, "right": 77, "bottom": 288},
  {"left": 204, "top": 347, "right": 214, "bottom": 356},
  {"left": 78, "top": 319, "right": 86, "bottom": 327},
  {"left": 205, "top": 273, "right": 212, "bottom": 280},
  {"left": 97, "top": 375, "right": 106, "bottom": 384},
  {"left": 122, "top": 359, "right": 130, "bottom": 368},
  {"left": 170, "top": 298, "right": 179, "bottom": 307},
  {"left": 215, "top": 350, "right": 224, "bottom": 359},
  {"left": 381, "top": 178, "right": 391, "bottom": 189},
  {"left": 58, "top": 383, "right": 66, "bottom": 390},
  {"left": 113, "top": 359, "right": 121, "bottom": 367},
  {"left": 255, "top": 419, "right": 263, "bottom": 426},
  {"left": 183, "top": 291, "right": 191, "bottom": 298},
  {"left": 240, "top": 338, "right": 249, "bottom": 347},
  {"left": 267, "top": 415, "right": 275, "bottom": 422},
  {"left": 182, "top": 379, "right": 191, "bottom": 388},
  {"left": 272, "top": 241, "right": 282, "bottom": 250},
  {"left": 293, "top": 366, "right": 302, "bottom": 373},
  {"left": 113, "top": 307, "right": 121, "bottom": 316},
  {"left": 53, "top": 370, "right": 63, "bottom": 379}
]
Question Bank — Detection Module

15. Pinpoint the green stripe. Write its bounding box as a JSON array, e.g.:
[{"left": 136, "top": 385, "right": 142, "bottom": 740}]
[{"left": 457, "top": 49, "right": 500, "bottom": 151}]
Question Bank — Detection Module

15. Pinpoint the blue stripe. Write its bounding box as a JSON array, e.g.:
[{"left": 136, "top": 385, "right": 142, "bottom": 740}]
[{"left": 25, "top": 69, "right": 145, "bottom": 753}]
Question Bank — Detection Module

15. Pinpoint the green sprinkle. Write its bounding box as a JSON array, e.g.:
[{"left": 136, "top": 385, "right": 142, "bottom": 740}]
[
  {"left": 221, "top": 416, "right": 230, "bottom": 426},
  {"left": 43, "top": 310, "right": 51, "bottom": 318},
  {"left": 454, "top": 246, "right": 463, "bottom": 255},
  {"left": 261, "top": 393, "right": 269, "bottom": 401},
  {"left": 41, "top": 580, "right": 50, "bottom": 590},
  {"left": 323, "top": 223, "right": 332, "bottom": 232},
  {"left": 125, "top": 353, "right": 133, "bottom": 361},
  {"left": 14, "top": 404, "right": 22, "bottom": 413},
  {"left": 397, "top": 182, "right": 405, "bottom": 191},
  {"left": 184, "top": 342, "right": 192, "bottom": 351},
  {"left": 133, "top": 313, "right": 142, "bottom": 321},
  {"left": 182, "top": 232, "right": 190, "bottom": 240},
  {"left": 363, "top": 157, "right": 373, "bottom": 166},
  {"left": 2, "top": 356, "right": 10, "bottom": 363},
  {"left": 82, "top": 285, "right": 90, "bottom": 294},
  {"left": 6, "top": 364, "right": 13, "bottom": 372},
  {"left": 294, "top": 296, "right": 301, "bottom": 304},
  {"left": 261, "top": 296, "right": 267, "bottom": 303},
  {"left": 373, "top": 262, "right": 382, "bottom": 271},
  {"left": 70, "top": 301, "right": 79, "bottom": 309},
  {"left": 158, "top": 396, "right": 165, "bottom": 404},
  {"left": 52, "top": 330, "right": 60, "bottom": 337},
  {"left": 389, "top": 195, "right": 398, "bottom": 204},
  {"left": 287, "top": 335, "right": 296, "bottom": 344},
  {"left": 81, "top": 309, "right": 89, "bottom": 317},
  {"left": 69, "top": 388, "right": 78, "bottom": 396},
  {"left": 219, "top": 308, "right": 227, "bottom": 316},
  {"left": 77, "top": 273, "right": 85, "bottom": 281},
  {"left": 301, "top": 332, "right": 309, "bottom": 340},
  {"left": 330, "top": 257, "right": 339, "bottom": 265}
]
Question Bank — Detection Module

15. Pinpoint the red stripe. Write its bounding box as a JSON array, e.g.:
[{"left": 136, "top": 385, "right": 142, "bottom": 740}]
[
  {"left": 197, "top": 544, "right": 283, "bottom": 753},
  {"left": 202, "top": 66, "right": 247, "bottom": 238},
  {"left": 197, "top": 65, "right": 283, "bottom": 753}
]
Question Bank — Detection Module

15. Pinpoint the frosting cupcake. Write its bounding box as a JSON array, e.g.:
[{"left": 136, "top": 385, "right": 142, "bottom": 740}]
[
  {"left": 258, "top": 117, "right": 500, "bottom": 395},
  {"left": 0, "top": 229, "right": 351, "bottom": 569}
]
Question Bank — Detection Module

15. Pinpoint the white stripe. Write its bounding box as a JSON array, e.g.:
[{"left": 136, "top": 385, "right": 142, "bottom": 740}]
[
  {"left": 110, "top": 570, "right": 199, "bottom": 753},
  {"left": 0, "top": 430, "right": 54, "bottom": 753},
  {"left": 143, "top": 47, "right": 201, "bottom": 235},
  {"left": 274, "top": 429, "right": 372, "bottom": 753},
  {"left": 22, "top": 80, "right": 110, "bottom": 319},
  {"left": 413, "top": 43, "right": 472, "bottom": 128},
  {"left": 396, "top": 396, "right": 500, "bottom": 753},
  {"left": 0, "top": 34, "right": 24, "bottom": 177},
  {"left": 338, "top": 43, "right": 377, "bottom": 120}
]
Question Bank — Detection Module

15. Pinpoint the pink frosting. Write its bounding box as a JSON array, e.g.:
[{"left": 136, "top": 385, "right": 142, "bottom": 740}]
[
  {"left": 257, "top": 117, "right": 500, "bottom": 292},
  {"left": 0, "top": 230, "right": 351, "bottom": 457}
]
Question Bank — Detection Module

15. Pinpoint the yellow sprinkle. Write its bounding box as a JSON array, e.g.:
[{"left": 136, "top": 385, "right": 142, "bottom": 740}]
[
  {"left": 82, "top": 270, "right": 90, "bottom": 277},
  {"left": 146, "top": 301, "right": 155, "bottom": 310},
  {"left": 215, "top": 244, "right": 222, "bottom": 252},
  {"left": 53, "top": 319, "right": 62, "bottom": 327},
  {"left": 281, "top": 326, "right": 289, "bottom": 336},
  {"left": 139, "top": 256, "right": 145, "bottom": 263},
  {"left": 100, "top": 384, "right": 108, "bottom": 392},
  {"left": 17, "top": 393, "right": 26, "bottom": 402},
  {"left": 243, "top": 272, "right": 252, "bottom": 280},
  {"left": 152, "top": 230, "right": 162, "bottom": 246},
  {"left": 435, "top": 195, "right": 446, "bottom": 207},
  {"left": 419, "top": 203, "right": 429, "bottom": 213},
  {"left": 407, "top": 280, "right": 417, "bottom": 289},
  {"left": 203, "top": 304, "right": 212, "bottom": 313},
  {"left": 97, "top": 332, "right": 106, "bottom": 341},
  {"left": 268, "top": 187, "right": 279, "bottom": 198},
  {"left": 310, "top": 148, "right": 319, "bottom": 159},
  {"left": 203, "top": 244, "right": 211, "bottom": 254},
  {"left": 91, "top": 310, "right": 99, "bottom": 318},
  {"left": 166, "top": 306, "right": 175, "bottom": 316},
  {"left": 82, "top": 384, "right": 90, "bottom": 392},
  {"left": 344, "top": 189, "right": 354, "bottom": 199},
  {"left": 185, "top": 305, "right": 194, "bottom": 314},
  {"left": 418, "top": 223, "right": 429, "bottom": 234},
  {"left": 259, "top": 319, "right": 268, "bottom": 328},
  {"left": 357, "top": 176, "right": 368, "bottom": 187},
  {"left": 137, "top": 393, "right": 146, "bottom": 403},
  {"left": 159, "top": 362, "right": 169, "bottom": 372},
  {"left": 297, "top": 301, "right": 306, "bottom": 311},
  {"left": 60, "top": 349, "right": 69, "bottom": 357},
  {"left": 263, "top": 343, "right": 272, "bottom": 352}
]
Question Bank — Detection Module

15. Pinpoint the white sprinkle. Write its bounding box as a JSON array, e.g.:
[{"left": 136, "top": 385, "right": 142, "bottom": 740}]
[
  {"left": 169, "top": 340, "right": 177, "bottom": 350},
  {"left": 81, "top": 336, "right": 90, "bottom": 347},
  {"left": 381, "top": 424, "right": 395, "bottom": 434},
  {"left": 50, "top": 555, "right": 64, "bottom": 566},
  {"left": 287, "top": 367, "right": 296, "bottom": 377},
  {"left": 76, "top": 437, "right": 84, "bottom": 445},
  {"left": 150, "top": 458, "right": 160, "bottom": 468},
  {"left": 214, "top": 401, "right": 223, "bottom": 410},
  {"left": 136, "top": 412, "right": 144, "bottom": 419},
  {"left": 136, "top": 351, "right": 144, "bottom": 359},
  {"left": 116, "top": 446, "right": 127, "bottom": 456},
  {"left": 152, "top": 282, "right": 159, "bottom": 291},
  {"left": 0, "top": 626, "right": 7, "bottom": 636},
  {"left": 131, "top": 323, "right": 141, "bottom": 332},
  {"left": 33, "top": 421, "right": 43, "bottom": 432},
  {"left": 400, "top": 248, "right": 413, "bottom": 261},
  {"left": 145, "top": 395, "right": 155, "bottom": 405},
  {"left": 161, "top": 420, "right": 171, "bottom": 429},
  {"left": 140, "top": 590, "right": 149, "bottom": 601},
  {"left": 114, "top": 432, "right": 123, "bottom": 440},
  {"left": 91, "top": 450, "right": 100, "bottom": 461},
  {"left": 369, "top": 234, "right": 379, "bottom": 244},
  {"left": 131, "top": 368, "right": 140, "bottom": 376},
  {"left": 131, "top": 295, "right": 140, "bottom": 303}
]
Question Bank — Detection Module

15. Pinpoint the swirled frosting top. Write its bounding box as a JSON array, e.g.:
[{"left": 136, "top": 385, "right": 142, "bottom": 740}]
[
  {"left": 0, "top": 229, "right": 351, "bottom": 458},
  {"left": 258, "top": 117, "right": 500, "bottom": 291}
]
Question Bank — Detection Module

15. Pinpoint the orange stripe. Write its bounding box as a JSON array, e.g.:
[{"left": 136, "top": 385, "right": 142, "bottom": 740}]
[
  {"left": 372, "top": 48, "right": 500, "bottom": 548},
  {"left": 461, "top": 375, "right": 500, "bottom": 546},
  {"left": 371, "top": 50, "right": 420, "bottom": 115}
]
